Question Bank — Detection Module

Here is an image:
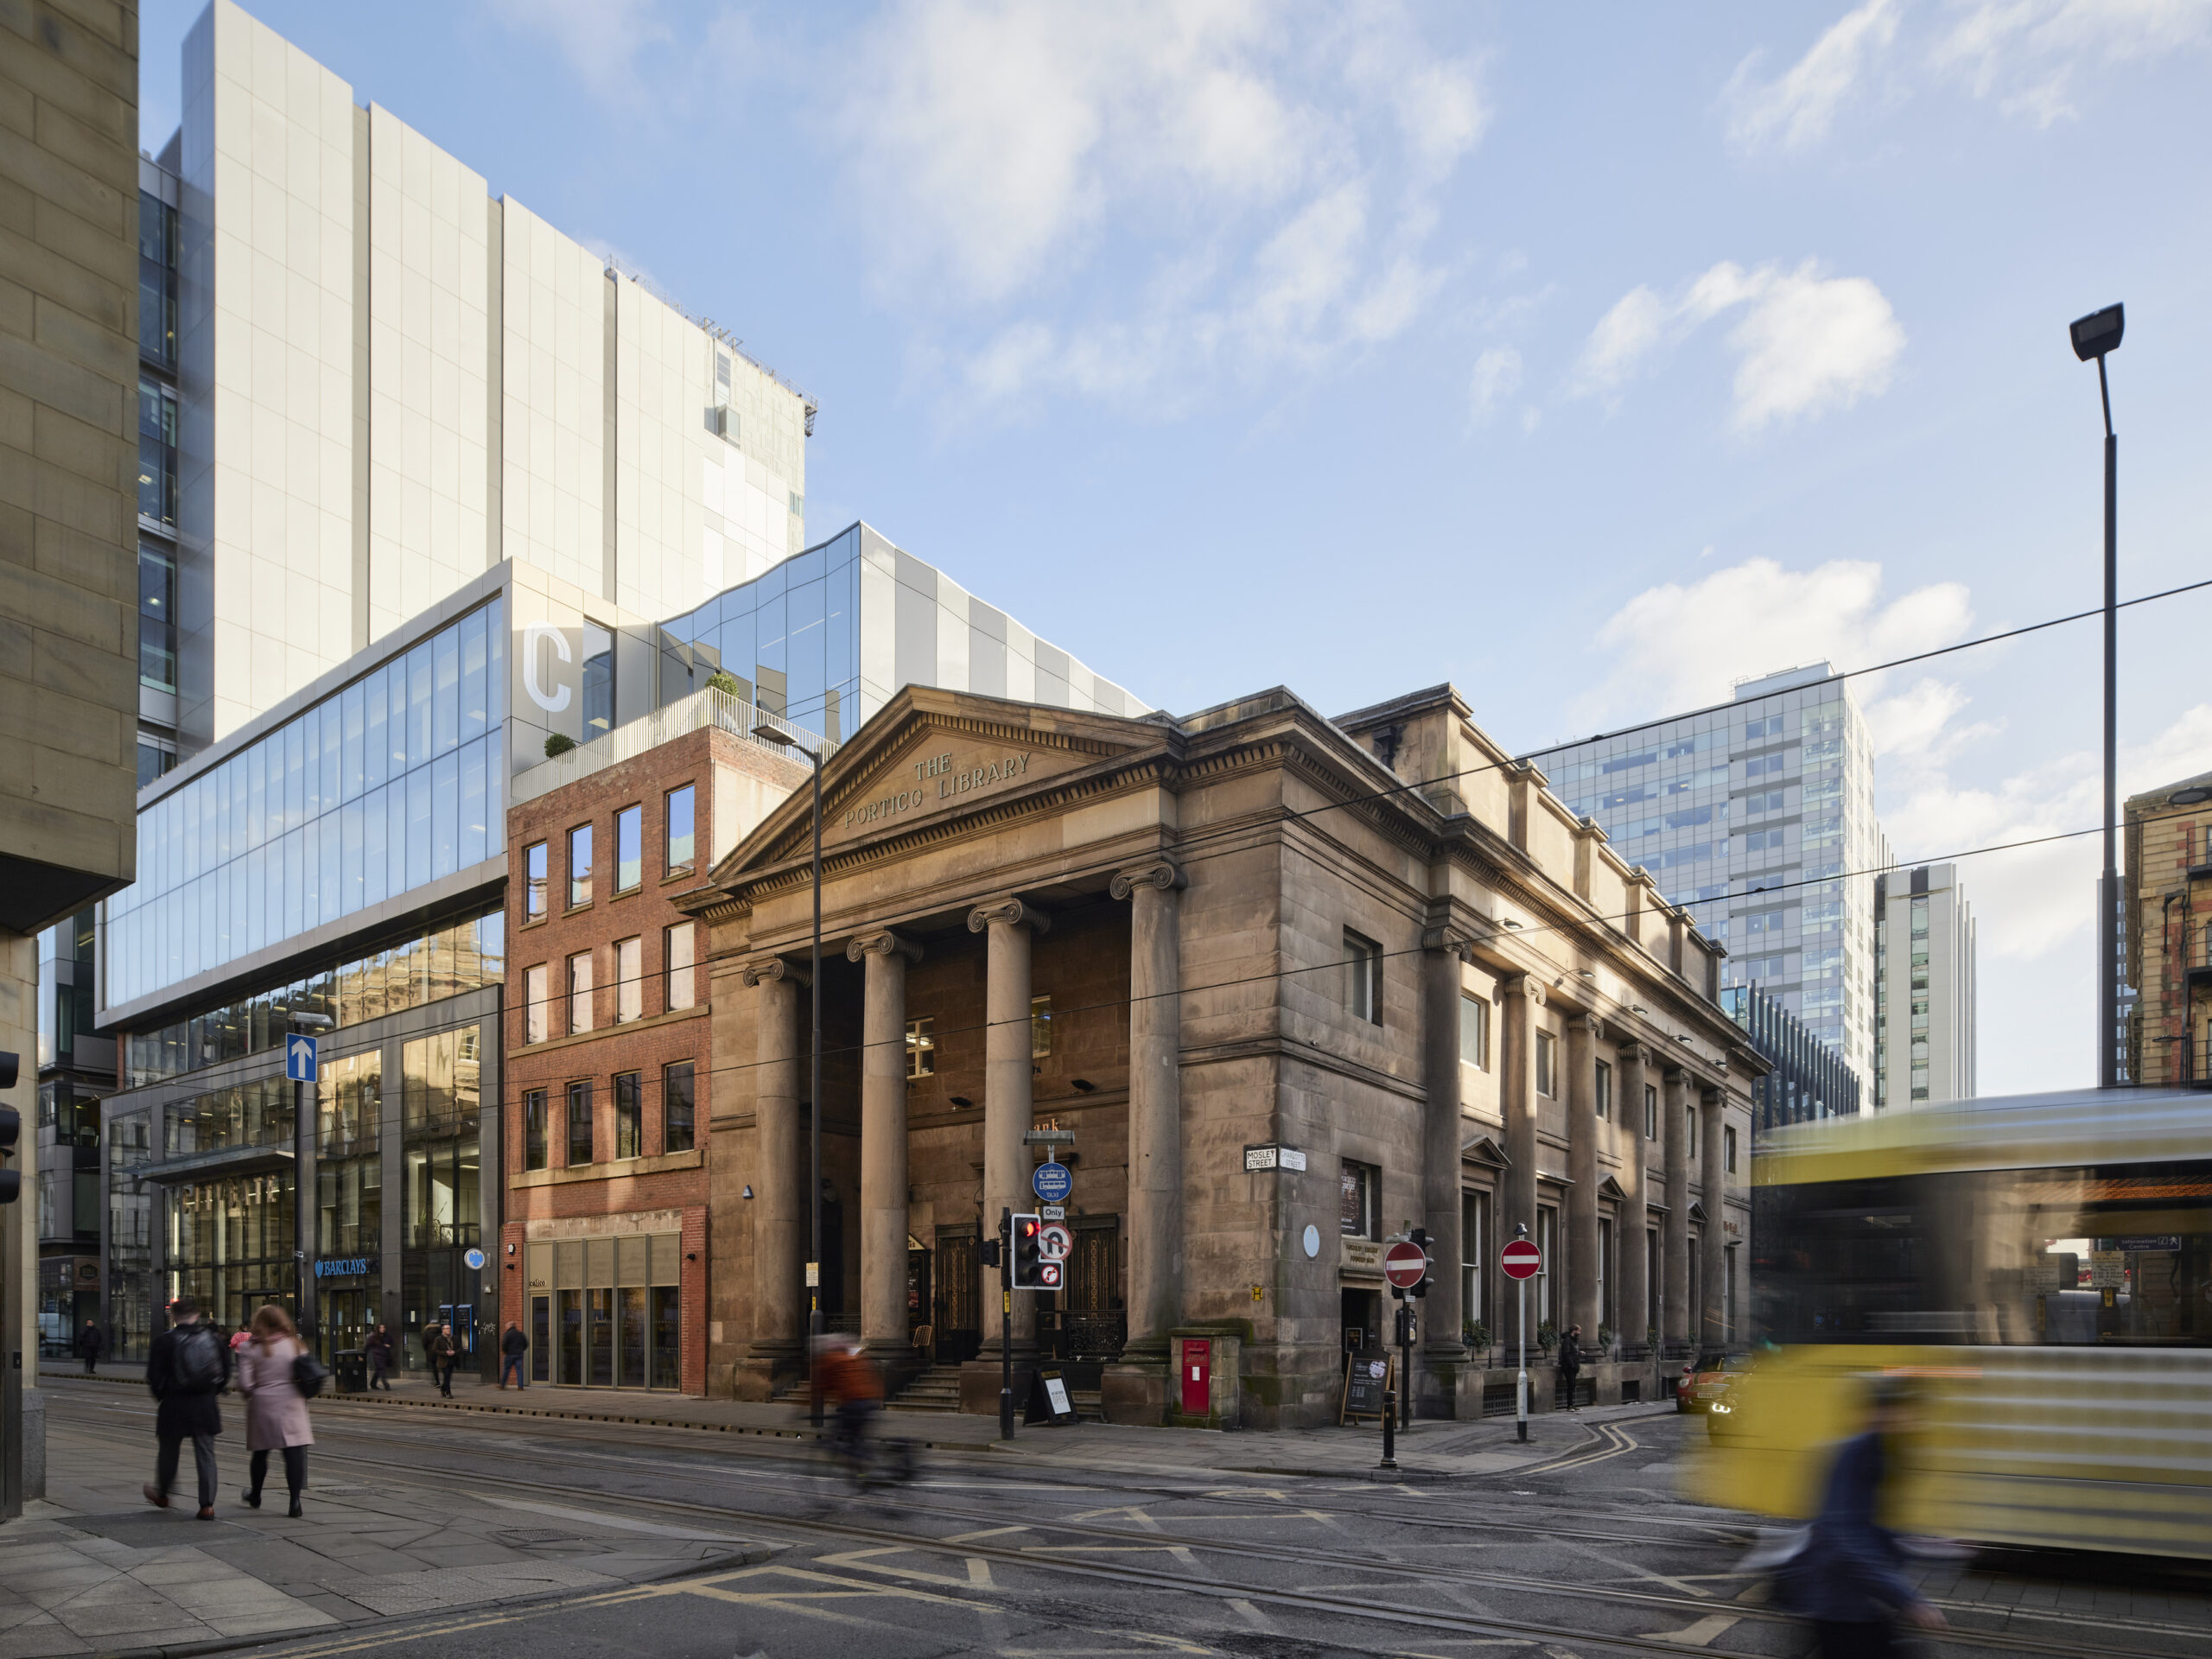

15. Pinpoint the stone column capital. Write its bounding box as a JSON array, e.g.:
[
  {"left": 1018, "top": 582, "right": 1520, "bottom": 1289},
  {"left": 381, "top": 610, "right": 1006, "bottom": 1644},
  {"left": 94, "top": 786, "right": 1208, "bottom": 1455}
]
[
  {"left": 1573, "top": 1012, "right": 1604, "bottom": 1039},
  {"left": 1501, "top": 974, "right": 1548, "bottom": 1007},
  {"left": 967, "top": 897, "right": 1050, "bottom": 936},
  {"left": 1109, "top": 861, "right": 1185, "bottom": 901},
  {"left": 846, "top": 929, "right": 923, "bottom": 964},
  {"left": 1617, "top": 1040, "right": 1656, "bottom": 1068},
  {"left": 742, "top": 957, "right": 810, "bottom": 988},
  {"left": 1420, "top": 925, "right": 1473, "bottom": 959}
]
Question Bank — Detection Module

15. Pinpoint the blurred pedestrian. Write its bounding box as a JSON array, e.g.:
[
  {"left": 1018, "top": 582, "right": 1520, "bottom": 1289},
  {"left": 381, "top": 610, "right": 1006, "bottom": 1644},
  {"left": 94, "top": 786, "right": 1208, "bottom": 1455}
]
[
  {"left": 365, "top": 1323, "right": 393, "bottom": 1390},
  {"left": 812, "top": 1334, "right": 884, "bottom": 1480},
  {"left": 499, "top": 1320, "right": 529, "bottom": 1389},
  {"left": 143, "top": 1298, "right": 228, "bottom": 1519},
  {"left": 1776, "top": 1374, "right": 1948, "bottom": 1656},
  {"left": 1558, "top": 1323, "right": 1583, "bottom": 1411},
  {"left": 235, "top": 1303, "right": 315, "bottom": 1518},
  {"left": 75, "top": 1319, "right": 105, "bottom": 1376},
  {"left": 429, "top": 1322, "right": 456, "bottom": 1396}
]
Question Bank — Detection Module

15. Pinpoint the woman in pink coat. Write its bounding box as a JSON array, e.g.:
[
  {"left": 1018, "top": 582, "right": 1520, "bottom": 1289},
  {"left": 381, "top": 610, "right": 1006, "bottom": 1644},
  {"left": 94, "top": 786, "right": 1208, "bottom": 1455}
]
[{"left": 234, "top": 1303, "right": 314, "bottom": 1516}]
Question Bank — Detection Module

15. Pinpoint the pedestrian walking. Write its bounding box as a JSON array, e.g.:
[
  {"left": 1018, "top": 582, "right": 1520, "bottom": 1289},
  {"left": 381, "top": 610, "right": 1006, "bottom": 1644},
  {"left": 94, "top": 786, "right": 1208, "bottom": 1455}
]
[
  {"left": 1558, "top": 1323, "right": 1583, "bottom": 1411},
  {"left": 1775, "top": 1374, "right": 1948, "bottom": 1656},
  {"left": 429, "top": 1321, "right": 456, "bottom": 1396},
  {"left": 234, "top": 1303, "right": 315, "bottom": 1518},
  {"left": 365, "top": 1323, "right": 393, "bottom": 1390},
  {"left": 143, "top": 1297, "right": 228, "bottom": 1519},
  {"left": 499, "top": 1319, "right": 529, "bottom": 1389},
  {"left": 75, "top": 1319, "right": 105, "bottom": 1376}
]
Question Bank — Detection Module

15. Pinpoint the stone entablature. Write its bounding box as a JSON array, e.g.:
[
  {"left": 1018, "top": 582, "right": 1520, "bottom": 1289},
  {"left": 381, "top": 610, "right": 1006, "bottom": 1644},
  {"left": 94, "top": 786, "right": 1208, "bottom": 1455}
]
[{"left": 684, "top": 683, "right": 1763, "bottom": 1425}]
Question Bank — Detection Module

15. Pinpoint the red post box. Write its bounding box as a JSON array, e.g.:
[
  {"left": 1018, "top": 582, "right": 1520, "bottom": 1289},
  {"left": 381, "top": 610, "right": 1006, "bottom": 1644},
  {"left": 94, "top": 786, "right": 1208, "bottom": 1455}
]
[{"left": 1180, "top": 1338, "right": 1210, "bottom": 1415}]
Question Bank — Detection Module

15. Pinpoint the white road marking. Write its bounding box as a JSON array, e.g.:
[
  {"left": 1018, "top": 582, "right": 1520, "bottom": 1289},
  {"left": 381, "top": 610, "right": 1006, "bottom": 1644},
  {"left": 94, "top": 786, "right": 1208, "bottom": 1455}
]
[{"left": 1649, "top": 1613, "right": 1742, "bottom": 1646}]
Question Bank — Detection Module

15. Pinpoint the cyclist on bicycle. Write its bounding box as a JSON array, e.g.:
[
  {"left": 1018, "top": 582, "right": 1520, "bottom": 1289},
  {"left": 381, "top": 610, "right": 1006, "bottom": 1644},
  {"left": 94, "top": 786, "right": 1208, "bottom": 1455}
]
[{"left": 812, "top": 1334, "right": 883, "bottom": 1476}]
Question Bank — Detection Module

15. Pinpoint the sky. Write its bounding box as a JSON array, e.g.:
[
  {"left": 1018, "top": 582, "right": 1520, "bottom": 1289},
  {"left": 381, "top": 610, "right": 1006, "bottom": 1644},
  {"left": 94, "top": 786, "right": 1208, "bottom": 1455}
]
[{"left": 140, "top": 1, "right": 2212, "bottom": 1094}]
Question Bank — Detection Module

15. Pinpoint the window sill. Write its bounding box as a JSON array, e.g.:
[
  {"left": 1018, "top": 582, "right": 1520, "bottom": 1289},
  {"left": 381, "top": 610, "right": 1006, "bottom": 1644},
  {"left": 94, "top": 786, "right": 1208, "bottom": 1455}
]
[
  {"left": 660, "top": 868, "right": 696, "bottom": 887},
  {"left": 517, "top": 1147, "right": 703, "bottom": 1187}
]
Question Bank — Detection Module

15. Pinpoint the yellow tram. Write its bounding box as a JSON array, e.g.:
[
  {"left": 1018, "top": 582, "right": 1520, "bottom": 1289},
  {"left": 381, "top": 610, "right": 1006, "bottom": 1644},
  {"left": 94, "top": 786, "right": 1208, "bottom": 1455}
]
[{"left": 1692, "top": 1087, "right": 2212, "bottom": 1560}]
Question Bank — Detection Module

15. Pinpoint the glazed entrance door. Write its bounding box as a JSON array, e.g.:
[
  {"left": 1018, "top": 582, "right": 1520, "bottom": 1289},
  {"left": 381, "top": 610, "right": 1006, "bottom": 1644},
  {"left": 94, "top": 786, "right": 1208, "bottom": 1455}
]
[{"left": 933, "top": 1227, "right": 980, "bottom": 1363}]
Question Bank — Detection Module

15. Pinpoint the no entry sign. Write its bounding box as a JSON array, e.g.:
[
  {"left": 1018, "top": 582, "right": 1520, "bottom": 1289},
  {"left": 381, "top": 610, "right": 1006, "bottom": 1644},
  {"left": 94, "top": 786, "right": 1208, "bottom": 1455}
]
[
  {"left": 1501, "top": 1239, "right": 1542, "bottom": 1281},
  {"left": 1383, "top": 1240, "right": 1430, "bottom": 1290}
]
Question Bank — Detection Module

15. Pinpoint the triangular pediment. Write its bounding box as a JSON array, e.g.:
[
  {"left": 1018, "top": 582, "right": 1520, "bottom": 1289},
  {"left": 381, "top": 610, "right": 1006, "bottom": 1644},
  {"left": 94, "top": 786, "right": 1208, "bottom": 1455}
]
[
  {"left": 713, "top": 686, "right": 1170, "bottom": 884},
  {"left": 1688, "top": 1201, "right": 1708, "bottom": 1224},
  {"left": 1459, "top": 1131, "right": 1510, "bottom": 1168},
  {"left": 1598, "top": 1174, "right": 1629, "bottom": 1202}
]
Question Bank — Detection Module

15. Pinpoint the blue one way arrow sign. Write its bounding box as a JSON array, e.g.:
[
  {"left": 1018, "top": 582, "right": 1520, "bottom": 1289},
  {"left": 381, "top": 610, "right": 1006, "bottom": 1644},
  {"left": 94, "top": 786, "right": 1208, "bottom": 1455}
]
[{"left": 285, "top": 1033, "right": 318, "bottom": 1083}]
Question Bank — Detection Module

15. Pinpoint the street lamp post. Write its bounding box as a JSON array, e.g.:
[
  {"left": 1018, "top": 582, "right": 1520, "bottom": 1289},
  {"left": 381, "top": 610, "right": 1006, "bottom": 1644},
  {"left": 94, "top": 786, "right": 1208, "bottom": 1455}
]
[
  {"left": 2071, "top": 302, "right": 2125, "bottom": 1089},
  {"left": 755, "top": 721, "right": 824, "bottom": 1424},
  {"left": 289, "top": 1009, "right": 334, "bottom": 1344}
]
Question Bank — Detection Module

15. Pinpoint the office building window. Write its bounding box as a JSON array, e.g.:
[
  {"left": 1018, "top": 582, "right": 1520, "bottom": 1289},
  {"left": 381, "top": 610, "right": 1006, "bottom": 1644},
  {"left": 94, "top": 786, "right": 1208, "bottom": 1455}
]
[
  {"left": 568, "top": 950, "right": 593, "bottom": 1035},
  {"left": 665, "top": 923, "right": 696, "bottom": 1011},
  {"left": 615, "top": 937, "right": 641, "bottom": 1023},
  {"left": 1340, "top": 1160, "right": 1378, "bottom": 1240},
  {"left": 614, "top": 1071, "right": 642, "bottom": 1160},
  {"left": 137, "top": 735, "right": 175, "bottom": 789},
  {"left": 906, "top": 1017, "right": 935, "bottom": 1078},
  {"left": 1031, "top": 995, "right": 1052, "bottom": 1058},
  {"left": 524, "top": 1089, "right": 548, "bottom": 1171},
  {"left": 665, "top": 784, "right": 695, "bottom": 875},
  {"left": 1462, "top": 1188, "right": 1490, "bottom": 1327},
  {"left": 137, "top": 379, "right": 176, "bottom": 525},
  {"left": 1343, "top": 930, "right": 1382, "bottom": 1024},
  {"left": 1685, "top": 1103, "right": 1697, "bottom": 1155},
  {"left": 565, "top": 1080, "right": 593, "bottom": 1166},
  {"left": 1594, "top": 1058, "right": 1612, "bottom": 1120},
  {"left": 1459, "top": 993, "right": 1489, "bottom": 1069},
  {"left": 615, "top": 804, "right": 642, "bottom": 893},
  {"left": 524, "top": 963, "right": 547, "bottom": 1045},
  {"left": 1535, "top": 1030, "right": 1555, "bottom": 1096},
  {"left": 582, "top": 621, "right": 614, "bottom": 739},
  {"left": 664, "top": 1060, "right": 696, "bottom": 1154},
  {"left": 1726, "top": 1124, "right": 1738, "bottom": 1173},
  {"left": 138, "top": 544, "right": 176, "bottom": 690},
  {"left": 1598, "top": 1217, "right": 1613, "bottom": 1330},
  {"left": 1644, "top": 1084, "right": 1657, "bottom": 1140},
  {"left": 569, "top": 824, "right": 593, "bottom": 906},
  {"left": 1537, "top": 1205, "right": 1558, "bottom": 1324},
  {"left": 524, "top": 842, "right": 547, "bottom": 920}
]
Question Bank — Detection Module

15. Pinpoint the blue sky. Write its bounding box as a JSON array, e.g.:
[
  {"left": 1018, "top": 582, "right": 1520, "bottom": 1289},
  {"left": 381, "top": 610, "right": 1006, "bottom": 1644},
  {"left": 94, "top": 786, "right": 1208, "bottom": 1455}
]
[{"left": 143, "top": 2, "right": 2212, "bottom": 1091}]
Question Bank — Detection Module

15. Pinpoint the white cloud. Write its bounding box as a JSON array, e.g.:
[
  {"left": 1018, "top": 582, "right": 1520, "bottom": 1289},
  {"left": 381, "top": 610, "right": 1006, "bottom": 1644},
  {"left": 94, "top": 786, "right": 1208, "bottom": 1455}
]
[
  {"left": 487, "top": 0, "right": 673, "bottom": 107},
  {"left": 1468, "top": 346, "right": 1522, "bottom": 420},
  {"left": 1576, "top": 556, "right": 1974, "bottom": 728},
  {"left": 1573, "top": 260, "right": 1904, "bottom": 429},
  {"left": 1723, "top": 0, "right": 1901, "bottom": 153}
]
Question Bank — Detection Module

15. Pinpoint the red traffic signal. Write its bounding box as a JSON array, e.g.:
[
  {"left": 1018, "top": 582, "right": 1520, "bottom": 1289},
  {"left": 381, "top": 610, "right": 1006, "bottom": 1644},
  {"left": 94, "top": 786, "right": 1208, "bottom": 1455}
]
[{"left": 1011, "top": 1213, "right": 1047, "bottom": 1289}]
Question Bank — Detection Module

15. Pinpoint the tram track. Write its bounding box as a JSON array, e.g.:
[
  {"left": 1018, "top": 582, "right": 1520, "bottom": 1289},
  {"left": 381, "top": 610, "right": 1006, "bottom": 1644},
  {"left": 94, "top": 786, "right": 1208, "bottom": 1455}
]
[{"left": 47, "top": 1385, "right": 2205, "bottom": 1659}]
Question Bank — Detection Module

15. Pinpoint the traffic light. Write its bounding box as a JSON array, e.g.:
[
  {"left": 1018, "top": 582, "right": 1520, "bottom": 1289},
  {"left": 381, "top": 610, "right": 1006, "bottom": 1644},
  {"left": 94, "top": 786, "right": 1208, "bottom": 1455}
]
[
  {"left": 0, "top": 1107, "right": 17, "bottom": 1205},
  {"left": 979, "top": 1236, "right": 1001, "bottom": 1269},
  {"left": 1010, "top": 1213, "right": 1045, "bottom": 1289},
  {"left": 1408, "top": 1227, "right": 1434, "bottom": 1298}
]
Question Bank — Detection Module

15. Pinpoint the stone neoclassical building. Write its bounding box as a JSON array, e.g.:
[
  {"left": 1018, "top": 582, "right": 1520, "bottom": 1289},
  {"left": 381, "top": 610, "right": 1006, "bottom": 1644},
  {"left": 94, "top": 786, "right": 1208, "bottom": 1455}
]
[{"left": 683, "top": 683, "right": 1760, "bottom": 1427}]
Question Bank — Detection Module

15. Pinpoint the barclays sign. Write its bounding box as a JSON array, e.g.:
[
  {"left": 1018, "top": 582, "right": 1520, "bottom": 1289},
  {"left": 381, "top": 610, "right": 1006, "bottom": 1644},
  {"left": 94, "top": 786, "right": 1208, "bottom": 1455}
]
[{"left": 314, "top": 1256, "right": 378, "bottom": 1280}]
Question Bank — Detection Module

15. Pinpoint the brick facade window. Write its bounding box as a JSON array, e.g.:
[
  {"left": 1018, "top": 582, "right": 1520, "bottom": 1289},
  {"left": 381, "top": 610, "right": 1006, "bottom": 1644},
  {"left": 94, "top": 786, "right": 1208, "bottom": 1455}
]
[
  {"left": 524, "top": 1089, "right": 548, "bottom": 1170},
  {"left": 524, "top": 963, "right": 547, "bottom": 1044},
  {"left": 615, "top": 804, "right": 642, "bottom": 893},
  {"left": 665, "top": 923, "right": 696, "bottom": 1009},
  {"left": 565, "top": 1079, "right": 593, "bottom": 1166},
  {"left": 664, "top": 1060, "right": 695, "bottom": 1153},
  {"left": 569, "top": 823, "right": 593, "bottom": 907},
  {"left": 616, "top": 937, "right": 642, "bottom": 1022},
  {"left": 524, "top": 840, "right": 547, "bottom": 920},
  {"left": 665, "top": 784, "right": 695, "bottom": 875},
  {"left": 568, "top": 950, "right": 593, "bottom": 1034},
  {"left": 615, "top": 1071, "right": 642, "bottom": 1160}
]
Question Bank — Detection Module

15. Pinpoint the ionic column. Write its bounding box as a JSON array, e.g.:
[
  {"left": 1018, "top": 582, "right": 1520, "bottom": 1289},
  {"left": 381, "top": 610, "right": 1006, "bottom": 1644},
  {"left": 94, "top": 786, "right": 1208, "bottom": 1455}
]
[
  {"left": 1616, "top": 1043, "right": 1654, "bottom": 1357},
  {"left": 1700, "top": 1086, "right": 1726, "bottom": 1351},
  {"left": 743, "top": 958, "right": 807, "bottom": 1366},
  {"left": 1112, "top": 862, "right": 1184, "bottom": 1357},
  {"left": 969, "top": 897, "right": 1048, "bottom": 1360},
  {"left": 1499, "top": 976, "right": 1545, "bottom": 1258},
  {"left": 849, "top": 929, "right": 922, "bottom": 1366},
  {"left": 1661, "top": 1067, "right": 1690, "bottom": 1356},
  {"left": 1420, "top": 930, "right": 1471, "bottom": 1387},
  {"left": 1566, "top": 1012, "right": 1601, "bottom": 1344}
]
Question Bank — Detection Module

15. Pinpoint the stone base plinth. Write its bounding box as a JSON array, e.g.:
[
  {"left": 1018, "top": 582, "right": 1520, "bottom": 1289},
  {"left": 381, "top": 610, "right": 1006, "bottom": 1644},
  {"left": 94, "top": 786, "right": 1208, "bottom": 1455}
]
[
  {"left": 1101, "top": 1348, "right": 1169, "bottom": 1426},
  {"left": 734, "top": 1344, "right": 802, "bottom": 1402}
]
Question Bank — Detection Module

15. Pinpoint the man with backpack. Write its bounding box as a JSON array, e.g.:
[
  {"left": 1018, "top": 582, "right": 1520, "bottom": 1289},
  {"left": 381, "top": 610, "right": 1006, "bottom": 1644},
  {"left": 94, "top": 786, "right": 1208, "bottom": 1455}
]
[{"left": 144, "top": 1298, "right": 231, "bottom": 1518}]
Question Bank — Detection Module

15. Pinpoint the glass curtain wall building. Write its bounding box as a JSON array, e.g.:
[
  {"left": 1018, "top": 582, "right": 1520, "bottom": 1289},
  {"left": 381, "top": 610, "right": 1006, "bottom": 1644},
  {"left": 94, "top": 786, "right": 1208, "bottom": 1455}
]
[
  {"left": 1721, "top": 982, "right": 1863, "bottom": 1138},
  {"left": 1531, "top": 663, "right": 1885, "bottom": 1087}
]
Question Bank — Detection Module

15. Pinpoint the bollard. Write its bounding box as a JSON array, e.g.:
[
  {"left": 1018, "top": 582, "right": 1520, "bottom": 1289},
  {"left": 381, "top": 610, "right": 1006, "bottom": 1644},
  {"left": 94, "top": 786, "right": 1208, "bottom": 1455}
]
[{"left": 1379, "top": 1386, "right": 1397, "bottom": 1470}]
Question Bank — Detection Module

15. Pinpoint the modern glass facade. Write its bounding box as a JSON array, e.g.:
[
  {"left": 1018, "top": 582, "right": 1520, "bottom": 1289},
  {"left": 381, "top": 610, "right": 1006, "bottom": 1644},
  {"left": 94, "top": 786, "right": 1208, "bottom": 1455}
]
[
  {"left": 107, "top": 599, "right": 507, "bottom": 1009},
  {"left": 1721, "top": 982, "right": 1862, "bottom": 1138},
  {"left": 658, "top": 523, "right": 1142, "bottom": 743},
  {"left": 1532, "top": 664, "right": 1885, "bottom": 1087}
]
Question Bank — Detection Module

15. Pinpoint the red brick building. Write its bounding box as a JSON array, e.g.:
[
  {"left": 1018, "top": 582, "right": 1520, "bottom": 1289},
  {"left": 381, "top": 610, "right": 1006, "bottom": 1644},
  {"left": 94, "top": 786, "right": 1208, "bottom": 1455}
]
[{"left": 500, "top": 701, "right": 808, "bottom": 1393}]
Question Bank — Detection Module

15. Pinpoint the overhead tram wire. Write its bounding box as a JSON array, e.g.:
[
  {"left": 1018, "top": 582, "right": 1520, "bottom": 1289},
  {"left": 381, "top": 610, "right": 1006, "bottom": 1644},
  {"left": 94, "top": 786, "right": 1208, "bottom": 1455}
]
[{"left": 492, "top": 792, "right": 2212, "bottom": 1113}]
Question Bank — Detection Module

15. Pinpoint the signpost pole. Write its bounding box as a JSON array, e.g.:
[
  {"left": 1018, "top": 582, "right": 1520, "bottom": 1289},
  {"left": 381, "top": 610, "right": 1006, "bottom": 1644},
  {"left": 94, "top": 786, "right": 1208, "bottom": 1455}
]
[
  {"left": 1379, "top": 1379, "right": 1396, "bottom": 1470},
  {"left": 998, "top": 1207, "right": 1014, "bottom": 1442},
  {"left": 1515, "top": 1223, "right": 1530, "bottom": 1444}
]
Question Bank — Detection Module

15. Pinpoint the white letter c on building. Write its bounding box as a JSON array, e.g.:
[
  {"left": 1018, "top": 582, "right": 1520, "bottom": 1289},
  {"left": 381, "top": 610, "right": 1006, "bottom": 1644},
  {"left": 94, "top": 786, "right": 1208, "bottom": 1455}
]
[{"left": 524, "top": 624, "right": 572, "bottom": 713}]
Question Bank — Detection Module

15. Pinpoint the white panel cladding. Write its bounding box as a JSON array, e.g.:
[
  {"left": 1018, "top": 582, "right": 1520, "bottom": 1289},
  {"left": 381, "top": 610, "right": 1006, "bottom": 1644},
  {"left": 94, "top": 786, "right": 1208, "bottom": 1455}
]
[
  {"left": 500, "top": 201, "right": 607, "bottom": 600},
  {"left": 181, "top": 0, "right": 358, "bottom": 747},
  {"left": 613, "top": 277, "right": 712, "bottom": 617},
  {"left": 365, "top": 105, "right": 489, "bottom": 643}
]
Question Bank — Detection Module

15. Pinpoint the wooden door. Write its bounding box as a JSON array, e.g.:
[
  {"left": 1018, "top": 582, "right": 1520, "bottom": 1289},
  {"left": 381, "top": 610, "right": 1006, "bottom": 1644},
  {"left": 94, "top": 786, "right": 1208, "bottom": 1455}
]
[{"left": 934, "top": 1227, "right": 980, "bottom": 1363}]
